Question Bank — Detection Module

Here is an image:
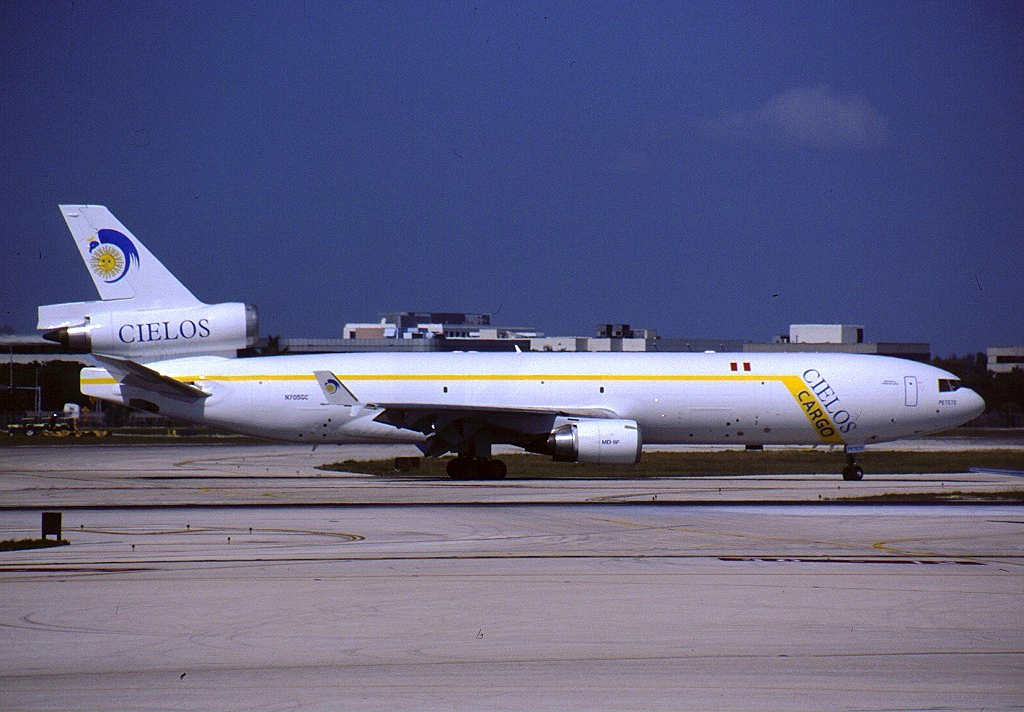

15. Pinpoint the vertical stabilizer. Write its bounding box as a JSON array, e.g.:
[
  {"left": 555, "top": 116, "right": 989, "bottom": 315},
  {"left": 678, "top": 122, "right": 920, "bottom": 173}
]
[{"left": 60, "top": 205, "right": 200, "bottom": 308}]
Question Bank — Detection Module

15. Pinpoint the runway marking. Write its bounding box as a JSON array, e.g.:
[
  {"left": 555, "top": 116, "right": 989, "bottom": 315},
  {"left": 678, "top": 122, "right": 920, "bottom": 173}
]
[
  {"left": 4, "top": 553, "right": 1022, "bottom": 569},
  {"left": 718, "top": 556, "right": 985, "bottom": 565},
  {"left": 589, "top": 516, "right": 647, "bottom": 528},
  {"left": 0, "top": 567, "right": 154, "bottom": 574},
  {"left": 872, "top": 539, "right": 933, "bottom": 555},
  {"left": 74, "top": 526, "right": 364, "bottom": 542},
  {"left": 0, "top": 613, "right": 152, "bottom": 637},
  {"left": 587, "top": 516, "right": 867, "bottom": 551},
  {"left": 873, "top": 531, "right": 1011, "bottom": 558}
]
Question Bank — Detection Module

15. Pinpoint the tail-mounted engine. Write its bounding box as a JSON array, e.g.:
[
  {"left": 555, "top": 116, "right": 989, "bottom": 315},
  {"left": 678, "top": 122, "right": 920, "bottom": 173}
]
[{"left": 38, "top": 301, "right": 258, "bottom": 359}]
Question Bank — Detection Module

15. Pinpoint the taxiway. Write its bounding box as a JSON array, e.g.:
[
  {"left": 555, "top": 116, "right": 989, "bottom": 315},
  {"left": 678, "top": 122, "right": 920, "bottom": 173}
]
[
  {"left": 1, "top": 442, "right": 1022, "bottom": 710},
  {"left": 2, "top": 441, "right": 1023, "bottom": 508}
]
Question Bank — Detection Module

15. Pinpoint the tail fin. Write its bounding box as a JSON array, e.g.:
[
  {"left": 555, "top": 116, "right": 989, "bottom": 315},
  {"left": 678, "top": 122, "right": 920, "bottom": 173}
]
[{"left": 60, "top": 205, "right": 200, "bottom": 308}]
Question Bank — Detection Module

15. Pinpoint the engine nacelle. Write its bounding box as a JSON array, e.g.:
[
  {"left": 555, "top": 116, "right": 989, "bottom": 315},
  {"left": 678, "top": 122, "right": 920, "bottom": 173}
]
[
  {"left": 547, "top": 418, "right": 643, "bottom": 465},
  {"left": 39, "top": 301, "right": 258, "bottom": 359}
]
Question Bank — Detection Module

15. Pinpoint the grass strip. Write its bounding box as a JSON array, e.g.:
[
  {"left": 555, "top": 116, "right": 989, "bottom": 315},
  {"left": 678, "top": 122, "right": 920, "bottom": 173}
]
[
  {"left": 319, "top": 449, "right": 1024, "bottom": 478},
  {"left": 0, "top": 538, "right": 70, "bottom": 552}
]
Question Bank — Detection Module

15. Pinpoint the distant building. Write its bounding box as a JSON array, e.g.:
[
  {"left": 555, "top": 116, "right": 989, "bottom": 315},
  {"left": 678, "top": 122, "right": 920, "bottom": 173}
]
[
  {"left": 987, "top": 346, "right": 1024, "bottom": 374},
  {"left": 529, "top": 337, "right": 587, "bottom": 352},
  {"left": 465, "top": 327, "right": 542, "bottom": 340},
  {"left": 383, "top": 311, "right": 491, "bottom": 330},
  {"left": 274, "top": 337, "right": 439, "bottom": 353},
  {"left": 783, "top": 324, "right": 864, "bottom": 345},
  {"left": 342, "top": 322, "right": 399, "bottom": 340},
  {"left": 747, "top": 325, "right": 927, "bottom": 361},
  {"left": 342, "top": 312, "right": 539, "bottom": 344},
  {"left": 586, "top": 337, "right": 649, "bottom": 352},
  {"left": 533, "top": 322, "right": 927, "bottom": 358},
  {"left": 595, "top": 323, "right": 657, "bottom": 339},
  {"left": 650, "top": 338, "right": 746, "bottom": 352},
  {"left": 381, "top": 311, "right": 490, "bottom": 339},
  {"left": 743, "top": 340, "right": 930, "bottom": 362},
  {"left": 337, "top": 312, "right": 536, "bottom": 352},
  {"left": 582, "top": 323, "right": 927, "bottom": 359}
]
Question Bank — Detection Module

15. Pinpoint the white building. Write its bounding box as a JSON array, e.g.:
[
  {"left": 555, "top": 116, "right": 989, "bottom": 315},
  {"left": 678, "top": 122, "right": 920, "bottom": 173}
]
[
  {"left": 987, "top": 346, "right": 1024, "bottom": 374},
  {"left": 787, "top": 324, "right": 864, "bottom": 344},
  {"left": 342, "top": 322, "right": 398, "bottom": 340}
]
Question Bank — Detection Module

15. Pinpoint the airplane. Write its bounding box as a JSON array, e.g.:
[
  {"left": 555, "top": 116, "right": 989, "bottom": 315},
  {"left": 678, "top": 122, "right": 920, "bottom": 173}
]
[{"left": 39, "top": 205, "right": 986, "bottom": 481}]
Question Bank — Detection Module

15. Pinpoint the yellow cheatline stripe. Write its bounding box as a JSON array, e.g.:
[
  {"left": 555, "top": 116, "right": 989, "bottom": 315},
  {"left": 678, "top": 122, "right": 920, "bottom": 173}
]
[
  {"left": 80, "top": 371, "right": 845, "bottom": 444},
  {"left": 83, "top": 372, "right": 783, "bottom": 384},
  {"left": 340, "top": 373, "right": 772, "bottom": 382},
  {"left": 81, "top": 373, "right": 317, "bottom": 384}
]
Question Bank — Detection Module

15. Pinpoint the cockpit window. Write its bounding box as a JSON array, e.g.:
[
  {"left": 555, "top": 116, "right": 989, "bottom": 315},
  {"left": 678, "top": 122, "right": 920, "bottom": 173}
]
[{"left": 938, "top": 379, "right": 962, "bottom": 392}]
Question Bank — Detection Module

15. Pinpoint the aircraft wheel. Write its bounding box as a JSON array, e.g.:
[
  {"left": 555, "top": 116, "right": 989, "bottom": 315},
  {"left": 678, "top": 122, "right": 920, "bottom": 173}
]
[
  {"left": 842, "top": 465, "right": 864, "bottom": 481},
  {"left": 446, "top": 457, "right": 471, "bottom": 480},
  {"left": 485, "top": 459, "right": 508, "bottom": 480}
]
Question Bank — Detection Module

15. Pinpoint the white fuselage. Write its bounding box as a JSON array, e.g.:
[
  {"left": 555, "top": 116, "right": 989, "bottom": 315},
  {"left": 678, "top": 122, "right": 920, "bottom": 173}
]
[{"left": 81, "top": 351, "right": 985, "bottom": 449}]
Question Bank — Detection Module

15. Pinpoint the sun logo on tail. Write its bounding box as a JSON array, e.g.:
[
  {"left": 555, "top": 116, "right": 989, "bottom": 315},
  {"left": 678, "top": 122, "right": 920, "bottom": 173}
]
[
  {"left": 89, "top": 243, "right": 124, "bottom": 280},
  {"left": 325, "top": 378, "right": 341, "bottom": 395},
  {"left": 88, "top": 229, "right": 140, "bottom": 283}
]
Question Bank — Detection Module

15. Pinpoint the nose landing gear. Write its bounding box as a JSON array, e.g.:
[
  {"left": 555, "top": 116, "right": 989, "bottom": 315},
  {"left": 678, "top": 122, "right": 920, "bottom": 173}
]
[{"left": 842, "top": 447, "right": 864, "bottom": 481}]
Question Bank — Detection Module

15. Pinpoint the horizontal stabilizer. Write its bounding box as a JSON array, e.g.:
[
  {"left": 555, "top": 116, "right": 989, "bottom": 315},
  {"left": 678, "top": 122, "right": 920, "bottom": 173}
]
[
  {"left": 37, "top": 300, "right": 101, "bottom": 330},
  {"left": 313, "top": 371, "right": 359, "bottom": 406},
  {"left": 92, "top": 354, "right": 210, "bottom": 401}
]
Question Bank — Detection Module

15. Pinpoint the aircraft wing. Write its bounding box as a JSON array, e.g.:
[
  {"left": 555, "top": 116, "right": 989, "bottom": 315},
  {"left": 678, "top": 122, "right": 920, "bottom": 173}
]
[
  {"left": 373, "top": 403, "right": 619, "bottom": 457},
  {"left": 373, "top": 402, "right": 617, "bottom": 431},
  {"left": 92, "top": 354, "right": 210, "bottom": 401},
  {"left": 313, "top": 370, "right": 618, "bottom": 457}
]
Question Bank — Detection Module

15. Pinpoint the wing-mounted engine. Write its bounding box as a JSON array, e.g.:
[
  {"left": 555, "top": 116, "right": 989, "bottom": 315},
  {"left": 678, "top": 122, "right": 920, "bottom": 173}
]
[
  {"left": 38, "top": 301, "right": 258, "bottom": 360},
  {"left": 543, "top": 418, "right": 643, "bottom": 464}
]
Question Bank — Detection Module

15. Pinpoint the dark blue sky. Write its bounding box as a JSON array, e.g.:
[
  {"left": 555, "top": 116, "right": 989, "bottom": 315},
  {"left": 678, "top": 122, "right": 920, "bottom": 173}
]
[{"left": 3, "top": 1, "right": 1022, "bottom": 356}]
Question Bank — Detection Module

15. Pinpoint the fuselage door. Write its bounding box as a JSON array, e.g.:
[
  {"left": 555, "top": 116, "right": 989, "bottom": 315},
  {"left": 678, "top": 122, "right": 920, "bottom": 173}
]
[{"left": 904, "top": 375, "right": 918, "bottom": 407}]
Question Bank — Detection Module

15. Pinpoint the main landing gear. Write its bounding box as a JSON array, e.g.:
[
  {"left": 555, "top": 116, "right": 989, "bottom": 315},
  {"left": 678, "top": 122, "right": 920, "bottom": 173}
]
[
  {"left": 446, "top": 457, "right": 508, "bottom": 480},
  {"left": 842, "top": 448, "right": 864, "bottom": 481}
]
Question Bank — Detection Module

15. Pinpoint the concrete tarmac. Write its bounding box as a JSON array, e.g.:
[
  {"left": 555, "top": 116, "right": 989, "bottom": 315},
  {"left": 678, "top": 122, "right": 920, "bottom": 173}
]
[
  {"left": 2, "top": 441, "right": 1023, "bottom": 507},
  {"left": 1, "top": 442, "right": 1023, "bottom": 710}
]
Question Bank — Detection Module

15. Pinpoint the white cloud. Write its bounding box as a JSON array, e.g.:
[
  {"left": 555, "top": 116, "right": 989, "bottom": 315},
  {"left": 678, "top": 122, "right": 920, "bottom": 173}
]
[{"left": 705, "top": 85, "right": 889, "bottom": 148}]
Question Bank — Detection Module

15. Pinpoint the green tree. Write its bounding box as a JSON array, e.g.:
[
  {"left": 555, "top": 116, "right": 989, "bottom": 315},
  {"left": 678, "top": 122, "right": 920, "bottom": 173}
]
[{"left": 932, "top": 353, "right": 1024, "bottom": 426}]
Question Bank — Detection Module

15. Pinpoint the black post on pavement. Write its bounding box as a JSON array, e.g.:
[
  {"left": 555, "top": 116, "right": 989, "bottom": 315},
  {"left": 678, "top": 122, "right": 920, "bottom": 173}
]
[{"left": 42, "top": 512, "right": 62, "bottom": 540}]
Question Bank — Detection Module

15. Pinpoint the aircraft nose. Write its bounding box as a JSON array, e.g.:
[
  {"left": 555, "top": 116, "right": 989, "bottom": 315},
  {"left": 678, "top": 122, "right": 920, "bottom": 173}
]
[{"left": 964, "top": 388, "right": 986, "bottom": 421}]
